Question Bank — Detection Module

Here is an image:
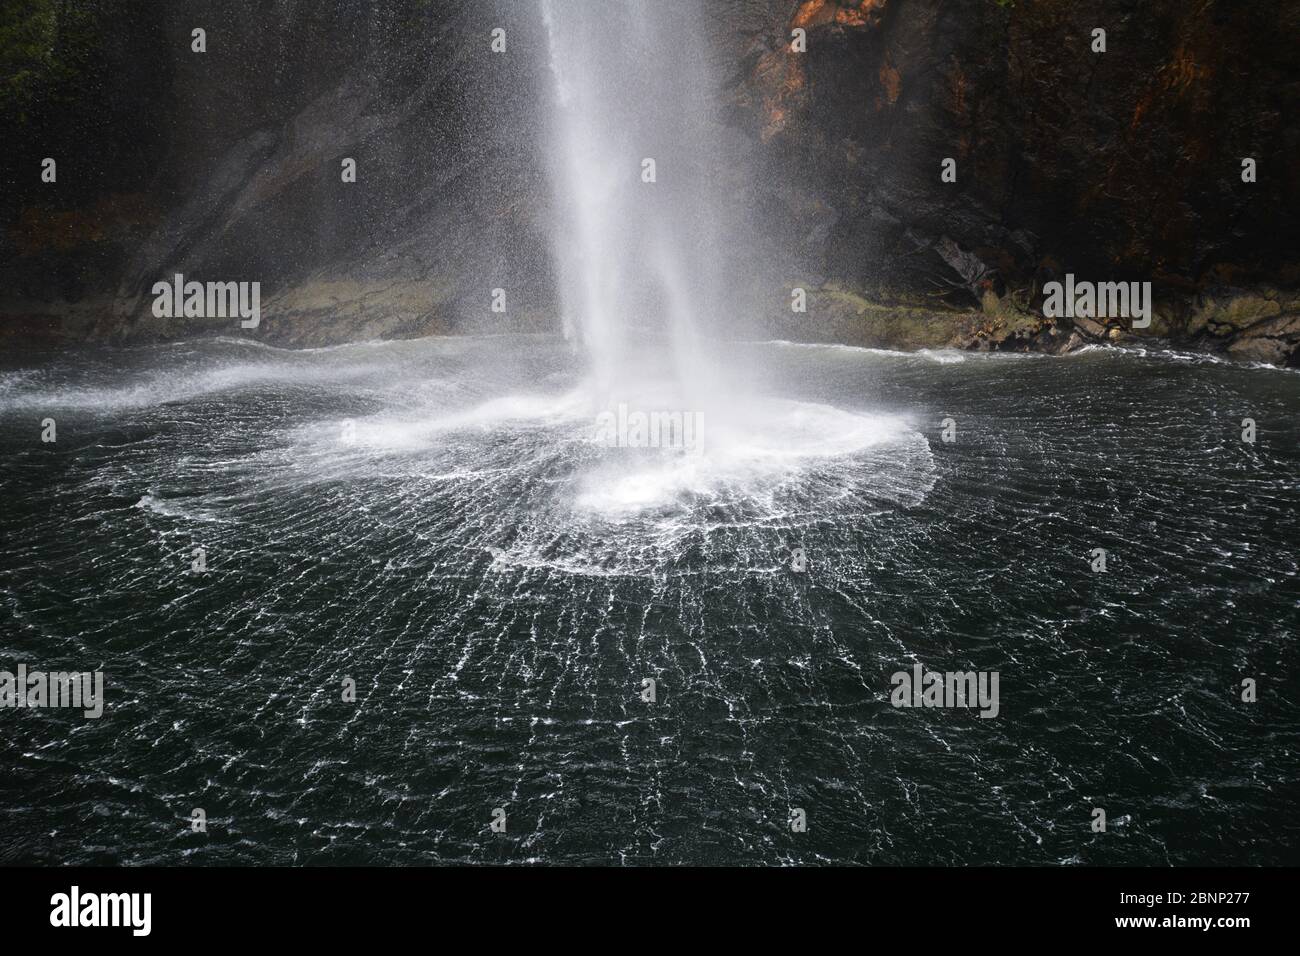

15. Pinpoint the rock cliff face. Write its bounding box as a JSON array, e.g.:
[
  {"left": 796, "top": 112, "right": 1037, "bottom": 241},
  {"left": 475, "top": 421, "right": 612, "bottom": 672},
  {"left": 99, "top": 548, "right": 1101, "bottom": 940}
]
[
  {"left": 3, "top": 0, "right": 1298, "bottom": 363},
  {"left": 725, "top": 0, "right": 1300, "bottom": 362},
  {"left": 2, "top": 0, "right": 555, "bottom": 347}
]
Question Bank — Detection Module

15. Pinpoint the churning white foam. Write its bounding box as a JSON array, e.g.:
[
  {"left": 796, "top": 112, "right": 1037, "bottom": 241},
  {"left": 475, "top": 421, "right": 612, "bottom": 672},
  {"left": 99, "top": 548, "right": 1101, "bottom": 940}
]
[{"left": 573, "top": 397, "right": 913, "bottom": 515}]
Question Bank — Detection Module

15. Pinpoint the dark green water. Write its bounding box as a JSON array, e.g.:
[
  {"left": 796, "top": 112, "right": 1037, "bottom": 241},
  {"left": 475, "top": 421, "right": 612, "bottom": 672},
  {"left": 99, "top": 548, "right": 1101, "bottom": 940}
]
[{"left": 1, "top": 335, "right": 1296, "bottom": 864}]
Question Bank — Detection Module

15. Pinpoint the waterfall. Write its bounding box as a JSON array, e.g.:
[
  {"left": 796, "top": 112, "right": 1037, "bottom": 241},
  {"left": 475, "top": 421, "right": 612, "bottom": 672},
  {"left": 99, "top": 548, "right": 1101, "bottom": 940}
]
[{"left": 538, "top": 0, "right": 725, "bottom": 408}]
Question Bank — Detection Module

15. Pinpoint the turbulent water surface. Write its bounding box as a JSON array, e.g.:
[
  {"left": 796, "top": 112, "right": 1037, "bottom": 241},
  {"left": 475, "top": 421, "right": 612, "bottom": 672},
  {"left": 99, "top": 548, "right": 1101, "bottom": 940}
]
[{"left": 1, "top": 336, "right": 1297, "bottom": 865}]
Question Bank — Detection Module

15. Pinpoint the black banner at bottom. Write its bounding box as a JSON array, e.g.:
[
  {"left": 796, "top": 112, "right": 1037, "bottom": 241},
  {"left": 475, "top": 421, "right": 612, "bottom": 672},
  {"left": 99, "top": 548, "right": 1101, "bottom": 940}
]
[{"left": 0, "top": 865, "right": 1284, "bottom": 941}]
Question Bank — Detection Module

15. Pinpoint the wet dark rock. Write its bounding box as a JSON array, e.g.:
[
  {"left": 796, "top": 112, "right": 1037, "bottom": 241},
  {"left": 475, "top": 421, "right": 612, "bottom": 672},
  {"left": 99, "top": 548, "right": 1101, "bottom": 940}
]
[{"left": 734, "top": 0, "right": 1300, "bottom": 362}]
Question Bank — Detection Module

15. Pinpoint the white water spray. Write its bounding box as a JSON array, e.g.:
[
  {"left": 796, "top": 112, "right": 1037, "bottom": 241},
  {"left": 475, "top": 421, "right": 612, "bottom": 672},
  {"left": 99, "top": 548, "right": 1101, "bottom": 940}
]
[
  {"left": 531, "top": 1, "right": 923, "bottom": 517},
  {"left": 539, "top": 0, "right": 724, "bottom": 405}
]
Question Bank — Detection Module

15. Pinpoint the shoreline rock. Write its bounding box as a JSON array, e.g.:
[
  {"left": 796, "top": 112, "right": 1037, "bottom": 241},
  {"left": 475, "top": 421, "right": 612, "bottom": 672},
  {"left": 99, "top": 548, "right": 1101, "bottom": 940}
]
[{"left": 4, "top": 282, "right": 1296, "bottom": 368}]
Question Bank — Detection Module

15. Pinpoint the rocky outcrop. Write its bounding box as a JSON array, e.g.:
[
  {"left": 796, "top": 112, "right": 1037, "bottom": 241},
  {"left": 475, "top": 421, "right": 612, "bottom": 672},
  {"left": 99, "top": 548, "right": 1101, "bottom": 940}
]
[
  {"left": 730, "top": 0, "right": 1300, "bottom": 363},
  {"left": 1, "top": 0, "right": 555, "bottom": 348},
  {"left": 756, "top": 283, "right": 1300, "bottom": 361}
]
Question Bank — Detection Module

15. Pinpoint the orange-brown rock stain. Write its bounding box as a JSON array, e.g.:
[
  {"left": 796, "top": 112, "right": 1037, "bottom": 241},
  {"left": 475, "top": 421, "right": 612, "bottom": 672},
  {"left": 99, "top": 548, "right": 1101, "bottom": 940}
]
[
  {"left": 757, "top": 0, "right": 890, "bottom": 138},
  {"left": 793, "top": 0, "right": 886, "bottom": 30}
]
